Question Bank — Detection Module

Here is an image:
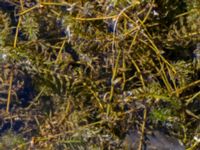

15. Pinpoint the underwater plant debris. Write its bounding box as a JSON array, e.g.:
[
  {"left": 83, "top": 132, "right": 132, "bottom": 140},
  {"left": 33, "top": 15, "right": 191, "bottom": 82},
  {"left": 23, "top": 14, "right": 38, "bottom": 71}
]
[{"left": 0, "top": 0, "right": 200, "bottom": 149}]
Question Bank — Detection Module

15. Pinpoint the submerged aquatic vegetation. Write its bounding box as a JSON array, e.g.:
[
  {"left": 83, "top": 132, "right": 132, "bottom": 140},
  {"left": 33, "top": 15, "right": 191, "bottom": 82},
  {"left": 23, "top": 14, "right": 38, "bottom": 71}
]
[
  {"left": 0, "top": 131, "right": 27, "bottom": 150},
  {"left": 0, "top": 0, "right": 199, "bottom": 149}
]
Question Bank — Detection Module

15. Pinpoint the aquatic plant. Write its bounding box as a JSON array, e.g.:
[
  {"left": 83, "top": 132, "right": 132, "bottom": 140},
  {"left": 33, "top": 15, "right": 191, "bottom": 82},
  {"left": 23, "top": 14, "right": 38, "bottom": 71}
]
[{"left": 0, "top": 0, "right": 199, "bottom": 149}]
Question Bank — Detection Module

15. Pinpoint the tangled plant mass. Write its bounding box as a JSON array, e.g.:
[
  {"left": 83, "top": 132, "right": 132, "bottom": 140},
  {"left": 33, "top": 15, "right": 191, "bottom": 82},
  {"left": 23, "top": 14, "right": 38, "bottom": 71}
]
[{"left": 0, "top": 0, "right": 199, "bottom": 149}]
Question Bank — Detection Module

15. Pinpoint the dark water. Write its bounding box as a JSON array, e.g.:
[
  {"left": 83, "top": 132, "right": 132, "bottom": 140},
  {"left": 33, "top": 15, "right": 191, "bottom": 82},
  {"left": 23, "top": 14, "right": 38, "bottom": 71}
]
[{"left": 0, "top": 64, "right": 35, "bottom": 136}]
